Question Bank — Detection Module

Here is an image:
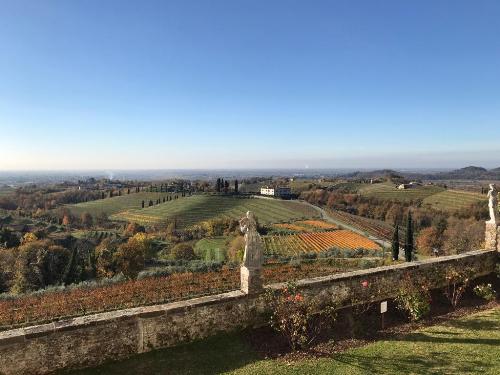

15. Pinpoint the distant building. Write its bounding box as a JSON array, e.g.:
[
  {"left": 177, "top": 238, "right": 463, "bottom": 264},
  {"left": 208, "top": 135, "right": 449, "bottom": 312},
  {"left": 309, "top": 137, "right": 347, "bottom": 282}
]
[
  {"left": 260, "top": 187, "right": 275, "bottom": 196},
  {"left": 260, "top": 186, "right": 292, "bottom": 198},
  {"left": 397, "top": 182, "right": 421, "bottom": 190}
]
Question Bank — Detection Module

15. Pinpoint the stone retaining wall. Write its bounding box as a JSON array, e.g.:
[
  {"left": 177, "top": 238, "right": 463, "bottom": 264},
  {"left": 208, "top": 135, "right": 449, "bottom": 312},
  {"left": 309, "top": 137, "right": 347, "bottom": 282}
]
[{"left": 0, "top": 249, "right": 497, "bottom": 375}]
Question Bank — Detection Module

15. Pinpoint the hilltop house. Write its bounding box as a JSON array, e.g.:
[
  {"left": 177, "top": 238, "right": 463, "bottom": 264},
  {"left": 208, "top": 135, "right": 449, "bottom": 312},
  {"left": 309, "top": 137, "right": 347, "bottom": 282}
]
[{"left": 260, "top": 186, "right": 292, "bottom": 198}]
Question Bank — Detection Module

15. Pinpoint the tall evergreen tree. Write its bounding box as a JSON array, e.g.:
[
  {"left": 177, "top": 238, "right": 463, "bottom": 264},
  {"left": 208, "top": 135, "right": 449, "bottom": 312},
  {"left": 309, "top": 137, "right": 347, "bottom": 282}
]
[
  {"left": 404, "top": 212, "right": 414, "bottom": 262},
  {"left": 224, "top": 180, "right": 229, "bottom": 194},
  {"left": 234, "top": 180, "right": 239, "bottom": 194},
  {"left": 391, "top": 224, "right": 399, "bottom": 261},
  {"left": 216, "top": 178, "right": 221, "bottom": 192}
]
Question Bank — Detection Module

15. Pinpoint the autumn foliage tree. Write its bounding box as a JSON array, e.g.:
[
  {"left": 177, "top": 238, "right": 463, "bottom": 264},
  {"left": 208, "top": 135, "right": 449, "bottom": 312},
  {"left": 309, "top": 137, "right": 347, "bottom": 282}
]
[
  {"left": 11, "top": 239, "right": 71, "bottom": 294},
  {"left": 81, "top": 212, "right": 93, "bottom": 228},
  {"left": 416, "top": 227, "right": 442, "bottom": 256}
]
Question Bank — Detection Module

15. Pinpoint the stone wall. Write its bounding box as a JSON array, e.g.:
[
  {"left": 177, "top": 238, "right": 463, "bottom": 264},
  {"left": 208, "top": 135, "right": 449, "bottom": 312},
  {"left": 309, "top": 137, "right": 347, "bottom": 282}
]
[{"left": 0, "top": 250, "right": 497, "bottom": 375}]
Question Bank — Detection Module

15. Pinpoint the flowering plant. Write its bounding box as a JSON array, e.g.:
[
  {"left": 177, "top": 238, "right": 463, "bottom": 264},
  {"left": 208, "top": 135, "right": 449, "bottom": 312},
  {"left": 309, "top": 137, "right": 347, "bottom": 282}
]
[
  {"left": 473, "top": 283, "right": 496, "bottom": 301},
  {"left": 395, "top": 273, "right": 431, "bottom": 321},
  {"left": 265, "top": 283, "right": 337, "bottom": 350},
  {"left": 443, "top": 267, "right": 473, "bottom": 309}
]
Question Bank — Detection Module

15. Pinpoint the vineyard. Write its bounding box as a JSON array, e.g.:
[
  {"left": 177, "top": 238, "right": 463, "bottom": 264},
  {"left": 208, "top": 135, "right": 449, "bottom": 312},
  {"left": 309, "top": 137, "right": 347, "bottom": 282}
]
[
  {"left": 0, "top": 257, "right": 385, "bottom": 330},
  {"left": 422, "top": 189, "right": 486, "bottom": 211},
  {"left": 273, "top": 220, "right": 338, "bottom": 233},
  {"left": 358, "top": 182, "right": 445, "bottom": 202},
  {"left": 262, "top": 257, "right": 385, "bottom": 283},
  {"left": 67, "top": 191, "right": 181, "bottom": 216},
  {"left": 297, "top": 220, "right": 338, "bottom": 230},
  {"left": 357, "top": 183, "right": 486, "bottom": 211},
  {"left": 263, "top": 230, "right": 381, "bottom": 256},
  {"left": 327, "top": 209, "right": 403, "bottom": 241},
  {"left": 0, "top": 270, "right": 240, "bottom": 330},
  {"left": 111, "top": 195, "right": 318, "bottom": 227}
]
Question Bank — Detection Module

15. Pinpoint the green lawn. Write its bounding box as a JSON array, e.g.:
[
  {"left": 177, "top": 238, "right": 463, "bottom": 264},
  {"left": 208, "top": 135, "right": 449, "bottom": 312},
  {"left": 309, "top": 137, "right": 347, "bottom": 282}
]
[
  {"left": 194, "top": 236, "right": 229, "bottom": 262},
  {"left": 67, "top": 307, "right": 500, "bottom": 375},
  {"left": 111, "top": 195, "right": 318, "bottom": 227}
]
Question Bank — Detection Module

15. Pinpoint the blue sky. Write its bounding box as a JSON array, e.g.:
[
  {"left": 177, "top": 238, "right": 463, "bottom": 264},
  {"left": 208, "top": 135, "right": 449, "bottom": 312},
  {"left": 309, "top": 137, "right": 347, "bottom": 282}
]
[{"left": 0, "top": 0, "right": 499, "bottom": 170}]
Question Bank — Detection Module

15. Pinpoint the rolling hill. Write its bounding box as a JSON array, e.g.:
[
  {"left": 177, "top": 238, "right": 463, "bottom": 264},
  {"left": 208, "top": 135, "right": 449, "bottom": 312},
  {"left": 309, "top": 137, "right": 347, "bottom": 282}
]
[{"left": 110, "top": 195, "right": 318, "bottom": 227}]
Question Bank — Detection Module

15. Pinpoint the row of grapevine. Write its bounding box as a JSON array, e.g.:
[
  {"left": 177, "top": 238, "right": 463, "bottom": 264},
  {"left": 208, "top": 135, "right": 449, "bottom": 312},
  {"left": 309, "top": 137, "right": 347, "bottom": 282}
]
[{"left": 263, "top": 230, "right": 381, "bottom": 257}]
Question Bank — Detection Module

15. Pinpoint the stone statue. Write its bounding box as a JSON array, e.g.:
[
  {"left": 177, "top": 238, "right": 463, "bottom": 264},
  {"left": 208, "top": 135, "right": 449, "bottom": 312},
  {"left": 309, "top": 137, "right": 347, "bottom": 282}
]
[
  {"left": 239, "top": 211, "right": 264, "bottom": 268},
  {"left": 487, "top": 184, "right": 499, "bottom": 225}
]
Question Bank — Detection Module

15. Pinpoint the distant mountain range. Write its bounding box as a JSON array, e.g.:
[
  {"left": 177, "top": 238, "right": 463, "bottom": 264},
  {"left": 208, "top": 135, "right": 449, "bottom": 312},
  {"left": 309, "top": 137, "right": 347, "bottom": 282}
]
[{"left": 345, "top": 166, "right": 500, "bottom": 181}]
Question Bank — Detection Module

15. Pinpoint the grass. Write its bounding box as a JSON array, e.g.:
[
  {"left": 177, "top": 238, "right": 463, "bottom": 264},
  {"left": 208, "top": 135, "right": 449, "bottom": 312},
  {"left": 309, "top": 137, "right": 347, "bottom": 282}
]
[
  {"left": 194, "top": 236, "right": 228, "bottom": 262},
  {"left": 111, "top": 195, "right": 318, "bottom": 227},
  {"left": 66, "top": 192, "right": 179, "bottom": 216},
  {"left": 422, "top": 189, "right": 486, "bottom": 211},
  {"left": 66, "top": 306, "right": 500, "bottom": 375},
  {"left": 0, "top": 187, "right": 14, "bottom": 197},
  {"left": 359, "top": 182, "right": 445, "bottom": 202}
]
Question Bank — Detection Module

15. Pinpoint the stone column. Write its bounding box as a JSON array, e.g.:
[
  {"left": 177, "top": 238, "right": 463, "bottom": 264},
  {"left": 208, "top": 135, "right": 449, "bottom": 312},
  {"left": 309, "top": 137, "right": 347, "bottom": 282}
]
[
  {"left": 485, "top": 222, "right": 499, "bottom": 250},
  {"left": 240, "top": 266, "right": 263, "bottom": 295}
]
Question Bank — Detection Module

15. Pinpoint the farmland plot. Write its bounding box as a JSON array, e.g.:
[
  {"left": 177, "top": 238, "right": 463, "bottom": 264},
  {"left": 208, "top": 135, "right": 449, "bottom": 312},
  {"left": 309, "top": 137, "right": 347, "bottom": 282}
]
[
  {"left": 112, "top": 195, "right": 318, "bottom": 227},
  {"left": 264, "top": 230, "right": 381, "bottom": 257},
  {"left": 67, "top": 192, "right": 179, "bottom": 216}
]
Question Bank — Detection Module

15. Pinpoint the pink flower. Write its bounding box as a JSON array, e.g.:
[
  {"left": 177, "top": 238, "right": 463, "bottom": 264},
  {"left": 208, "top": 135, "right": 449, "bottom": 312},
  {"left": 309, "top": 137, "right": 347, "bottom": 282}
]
[{"left": 361, "top": 280, "right": 369, "bottom": 288}]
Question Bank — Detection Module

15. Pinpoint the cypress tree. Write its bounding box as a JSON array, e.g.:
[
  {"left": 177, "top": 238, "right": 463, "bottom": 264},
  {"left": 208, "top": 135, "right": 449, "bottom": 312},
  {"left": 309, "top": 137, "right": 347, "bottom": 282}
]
[
  {"left": 391, "top": 224, "right": 399, "bottom": 261},
  {"left": 142, "top": 200, "right": 145, "bottom": 208},
  {"left": 235, "top": 179, "right": 239, "bottom": 194},
  {"left": 404, "top": 212, "right": 414, "bottom": 262}
]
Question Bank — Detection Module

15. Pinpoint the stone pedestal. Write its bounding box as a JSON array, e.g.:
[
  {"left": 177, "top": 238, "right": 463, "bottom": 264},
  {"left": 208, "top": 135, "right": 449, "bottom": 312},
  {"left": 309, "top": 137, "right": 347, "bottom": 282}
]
[
  {"left": 485, "top": 222, "right": 499, "bottom": 250},
  {"left": 240, "top": 266, "right": 263, "bottom": 295}
]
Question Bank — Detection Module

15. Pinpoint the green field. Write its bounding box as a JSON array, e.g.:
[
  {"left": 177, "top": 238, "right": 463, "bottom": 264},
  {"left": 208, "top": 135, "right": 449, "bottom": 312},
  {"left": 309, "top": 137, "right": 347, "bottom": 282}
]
[
  {"left": 359, "top": 182, "right": 445, "bottom": 201},
  {"left": 68, "top": 306, "right": 500, "bottom": 375},
  {"left": 358, "top": 182, "right": 486, "bottom": 211},
  {"left": 194, "top": 237, "right": 228, "bottom": 262},
  {"left": 66, "top": 192, "right": 179, "bottom": 216},
  {"left": 0, "top": 187, "right": 14, "bottom": 197},
  {"left": 111, "top": 195, "right": 318, "bottom": 227},
  {"left": 422, "top": 189, "right": 486, "bottom": 211}
]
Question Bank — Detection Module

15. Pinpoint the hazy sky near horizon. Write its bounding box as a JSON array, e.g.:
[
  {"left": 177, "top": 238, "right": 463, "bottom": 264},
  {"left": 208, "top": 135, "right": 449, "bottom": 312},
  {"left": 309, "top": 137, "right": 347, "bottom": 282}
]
[{"left": 1, "top": 0, "right": 500, "bottom": 170}]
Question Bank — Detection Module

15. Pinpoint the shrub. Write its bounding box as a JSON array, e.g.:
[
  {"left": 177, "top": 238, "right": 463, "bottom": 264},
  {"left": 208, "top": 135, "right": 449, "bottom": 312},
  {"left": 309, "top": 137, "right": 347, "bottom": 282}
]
[
  {"left": 395, "top": 273, "right": 431, "bottom": 321},
  {"left": 11, "top": 239, "right": 71, "bottom": 294},
  {"left": 443, "top": 267, "right": 473, "bottom": 309},
  {"left": 265, "top": 283, "right": 337, "bottom": 350},
  {"left": 94, "top": 238, "right": 119, "bottom": 278},
  {"left": 171, "top": 243, "right": 196, "bottom": 261},
  {"left": 227, "top": 236, "right": 244, "bottom": 263},
  {"left": 473, "top": 283, "right": 496, "bottom": 301}
]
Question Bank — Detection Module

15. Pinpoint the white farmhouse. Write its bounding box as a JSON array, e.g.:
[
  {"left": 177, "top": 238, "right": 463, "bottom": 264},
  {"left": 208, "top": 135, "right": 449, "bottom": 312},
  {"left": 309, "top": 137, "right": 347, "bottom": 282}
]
[{"left": 260, "top": 186, "right": 291, "bottom": 198}]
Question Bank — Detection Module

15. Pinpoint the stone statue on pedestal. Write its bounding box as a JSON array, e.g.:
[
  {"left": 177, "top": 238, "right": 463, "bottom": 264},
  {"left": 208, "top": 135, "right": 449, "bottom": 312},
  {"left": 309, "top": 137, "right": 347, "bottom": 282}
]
[
  {"left": 487, "top": 184, "right": 499, "bottom": 225},
  {"left": 239, "top": 211, "right": 264, "bottom": 294},
  {"left": 485, "top": 184, "right": 499, "bottom": 250},
  {"left": 239, "top": 211, "right": 264, "bottom": 268}
]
